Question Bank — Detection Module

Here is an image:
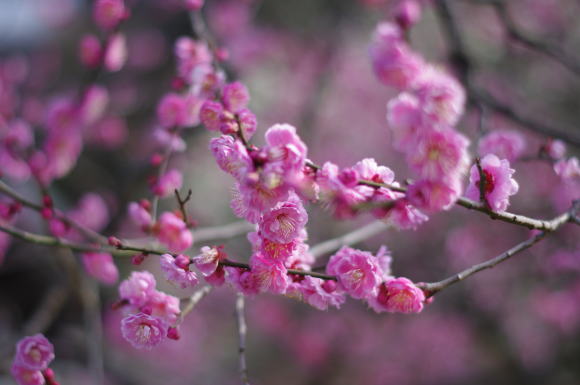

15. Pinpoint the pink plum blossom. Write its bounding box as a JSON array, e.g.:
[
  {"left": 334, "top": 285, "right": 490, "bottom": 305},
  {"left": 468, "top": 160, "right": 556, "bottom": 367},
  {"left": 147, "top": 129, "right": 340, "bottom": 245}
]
[
  {"left": 412, "top": 65, "right": 466, "bottom": 126},
  {"left": 406, "top": 178, "right": 461, "bottom": 212},
  {"left": 407, "top": 128, "right": 470, "bottom": 180},
  {"left": 199, "top": 100, "right": 224, "bottom": 131},
  {"left": 326, "top": 247, "right": 382, "bottom": 299},
  {"left": 157, "top": 93, "right": 189, "bottom": 128},
  {"left": 148, "top": 291, "right": 181, "bottom": 324},
  {"left": 222, "top": 81, "right": 250, "bottom": 113},
  {"left": 209, "top": 135, "right": 252, "bottom": 180},
  {"left": 194, "top": 245, "right": 227, "bottom": 276},
  {"left": 119, "top": 271, "right": 157, "bottom": 308},
  {"left": 156, "top": 212, "right": 193, "bottom": 252},
  {"left": 225, "top": 267, "right": 261, "bottom": 296},
  {"left": 386, "top": 92, "right": 423, "bottom": 151},
  {"left": 237, "top": 108, "right": 257, "bottom": 139},
  {"left": 368, "top": 277, "right": 425, "bottom": 313},
  {"left": 264, "top": 124, "right": 307, "bottom": 176},
  {"left": 289, "top": 277, "right": 346, "bottom": 311},
  {"left": 554, "top": 157, "right": 580, "bottom": 179},
  {"left": 82, "top": 252, "right": 119, "bottom": 285},
  {"left": 383, "top": 198, "right": 429, "bottom": 230},
  {"left": 259, "top": 198, "right": 308, "bottom": 244},
  {"left": 251, "top": 254, "right": 290, "bottom": 294},
  {"left": 544, "top": 139, "right": 566, "bottom": 160},
  {"left": 68, "top": 193, "right": 109, "bottom": 235},
  {"left": 465, "top": 154, "right": 519, "bottom": 212},
  {"left": 151, "top": 169, "right": 183, "bottom": 197},
  {"left": 478, "top": 130, "right": 526, "bottom": 162},
  {"left": 160, "top": 254, "right": 198, "bottom": 289},
  {"left": 121, "top": 313, "right": 167, "bottom": 350},
  {"left": 14, "top": 334, "right": 55, "bottom": 371},
  {"left": 10, "top": 364, "right": 44, "bottom": 385},
  {"left": 128, "top": 201, "right": 153, "bottom": 230}
]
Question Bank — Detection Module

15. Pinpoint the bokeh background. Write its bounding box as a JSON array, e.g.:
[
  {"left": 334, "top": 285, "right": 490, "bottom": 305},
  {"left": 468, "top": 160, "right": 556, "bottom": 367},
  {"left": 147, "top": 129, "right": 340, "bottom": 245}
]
[{"left": 0, "top": 0, "right": 579, "bottom": 384}]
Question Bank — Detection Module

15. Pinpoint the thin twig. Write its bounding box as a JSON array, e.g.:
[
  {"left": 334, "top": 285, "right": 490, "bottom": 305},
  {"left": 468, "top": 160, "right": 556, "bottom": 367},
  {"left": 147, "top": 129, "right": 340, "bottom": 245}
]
[
  {"left": 235, "top": 293, "right": 250, "bottom": 385},
  {"left": 175, "top": 188, "right": 193, "bottom": 226}
]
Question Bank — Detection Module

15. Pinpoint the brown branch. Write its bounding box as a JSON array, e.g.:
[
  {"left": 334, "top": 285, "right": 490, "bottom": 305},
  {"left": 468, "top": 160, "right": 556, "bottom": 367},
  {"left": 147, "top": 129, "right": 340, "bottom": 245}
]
[
  {"left": 0, "top": 222, "right": 337, "bottom": 281},
  {"left": 419, "top": 231, "right": 547, "bottom": 296},
  {"left": 174, "top": 188, "right": 193, "bottom": 227}
]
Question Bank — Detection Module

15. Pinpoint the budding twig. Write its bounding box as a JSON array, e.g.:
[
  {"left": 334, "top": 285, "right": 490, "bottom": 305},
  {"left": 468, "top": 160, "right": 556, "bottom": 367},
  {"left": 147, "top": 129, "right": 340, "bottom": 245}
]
[{"left": 175, "top": 188, "right": 193, "bottom": 226}]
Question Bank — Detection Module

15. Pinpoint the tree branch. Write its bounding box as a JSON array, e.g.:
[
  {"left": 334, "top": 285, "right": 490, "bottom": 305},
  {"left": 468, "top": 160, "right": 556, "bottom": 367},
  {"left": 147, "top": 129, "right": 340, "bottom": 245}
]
[
  {"left": 418, "top": 231, "right": 546, "bottom": 296},
  {"left": 305, "top": 158, "right": 577, "bottom": 231},
  {"left": 491, "top": 0, "right": 580, "bottom": 77}
]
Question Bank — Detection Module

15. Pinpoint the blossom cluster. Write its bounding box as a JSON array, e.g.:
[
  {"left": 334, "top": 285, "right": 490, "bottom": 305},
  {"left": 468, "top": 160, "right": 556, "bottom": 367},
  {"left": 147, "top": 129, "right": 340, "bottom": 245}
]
[
  {"left": 117, "top": 271, "right": 181, "bottom": 349},
  {"left": 374, "top": 9, "right": 525, "bottom": 212},
  {"left": 11, "top": 334, "right": 57, "bottom": 385}
]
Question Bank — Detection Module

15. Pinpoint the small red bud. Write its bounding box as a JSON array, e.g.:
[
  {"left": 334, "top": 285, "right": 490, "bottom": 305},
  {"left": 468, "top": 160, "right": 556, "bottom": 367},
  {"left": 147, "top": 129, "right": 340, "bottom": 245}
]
[
  {"left": 108, "top": 236, "right": 122, "bottom": 248},
  {"left": 167, "top": 326, "right": 180, "bottom": 340},
  {"left": 131, "top": 253, "right": 146, "bottom": 265}
]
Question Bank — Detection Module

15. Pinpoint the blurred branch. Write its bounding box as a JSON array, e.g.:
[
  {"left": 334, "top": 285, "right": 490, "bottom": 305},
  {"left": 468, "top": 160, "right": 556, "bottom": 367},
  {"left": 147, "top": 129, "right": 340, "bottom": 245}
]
[
  {"left": 434, "top": 0, "right": 580, "bottom": 147},
  {"left": 235, "top": 294, "right": 250, "bottom": 385},
  {"left": 309, "top": 220, "right": 389, "bottom": 258},
  {"left": 178, "top": 286, "right": 212, "bottom": 323},
  {"left": 23, "top": 285, "right": 69, "bottom": 336},
  {"left": 490, "top": 1, "right": 580, "bottom": 76}
]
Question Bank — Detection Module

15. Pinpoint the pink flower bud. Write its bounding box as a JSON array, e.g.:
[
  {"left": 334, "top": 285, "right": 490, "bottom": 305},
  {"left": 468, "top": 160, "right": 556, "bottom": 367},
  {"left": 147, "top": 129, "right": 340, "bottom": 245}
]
[
  {"left": 167, "top": 326, "right": 181, "bottom": 340},
  {"left": 79, "top": 34, "right": 102, "bottom": 68},
  {"left": 14, "top": 334, "right": 55, "bottom": 371}
]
